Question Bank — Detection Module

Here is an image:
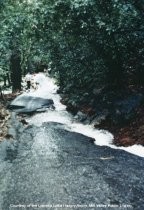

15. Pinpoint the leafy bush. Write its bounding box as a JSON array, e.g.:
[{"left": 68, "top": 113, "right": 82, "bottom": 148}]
[{"left": 0, "top": 0, "right": 144, "bottom": 100}]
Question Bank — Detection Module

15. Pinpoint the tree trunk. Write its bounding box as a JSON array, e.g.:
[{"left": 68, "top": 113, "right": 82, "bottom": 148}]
[
  {"left": 10, "top": 50, "right": 22, "bottom": 92},
  {"left": 7, "top": 73, "right": 11, "bottom": 85},
  {"left": 0, "top": 86, "right": 5, "bottom": 101}
]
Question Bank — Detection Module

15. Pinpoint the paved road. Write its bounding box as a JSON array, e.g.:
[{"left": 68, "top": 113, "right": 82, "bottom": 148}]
[{"left": 0, "top": 115, "right": 144, "bottom": 210}]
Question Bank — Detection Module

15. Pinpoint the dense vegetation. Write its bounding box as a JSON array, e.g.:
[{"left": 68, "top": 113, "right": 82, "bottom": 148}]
[{"left": 0, "top": 0, "right": 144, "bottom": 113}]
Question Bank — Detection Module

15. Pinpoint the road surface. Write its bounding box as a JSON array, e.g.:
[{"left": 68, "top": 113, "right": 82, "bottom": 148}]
[{"left": 0, "top": 115, "right": 144, "bottom": 210}]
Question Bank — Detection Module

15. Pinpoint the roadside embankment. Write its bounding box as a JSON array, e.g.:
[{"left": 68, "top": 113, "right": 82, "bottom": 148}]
[
  {"left": 0, "top": 92, "right": 21, "bottom": 141},
  {"left": 60, "top": 91, "right": 144, "bottom": 147}
]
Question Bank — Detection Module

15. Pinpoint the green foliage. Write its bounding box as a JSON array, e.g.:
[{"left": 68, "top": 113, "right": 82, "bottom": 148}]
[
  {"left": 40, "top": 0, "right": 144, "bottom": 105},
  {"left": 0, "top": 0, "right": 49, "bottom": 79},
  {"left": 0, "top": 0, "right": 144, "bottom": 104}
]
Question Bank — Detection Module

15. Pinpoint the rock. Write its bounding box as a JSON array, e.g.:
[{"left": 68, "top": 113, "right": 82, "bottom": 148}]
[
  {"left": 7, "top": 95, "right": 54, "bottom": 113},
  {"left": 74, "top": 111, "right": 87, "bottom": 122},
  {"left": 91, "top": 110, "right": 109, "bottom": 126}
]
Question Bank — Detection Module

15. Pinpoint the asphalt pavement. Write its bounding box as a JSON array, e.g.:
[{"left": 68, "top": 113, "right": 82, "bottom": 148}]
[{"left": 0, "top": 118, "right": 144, "bottom": 210}]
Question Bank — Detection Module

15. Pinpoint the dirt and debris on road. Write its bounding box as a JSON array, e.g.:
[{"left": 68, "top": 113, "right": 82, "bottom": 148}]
[
  {"left": 0, "top": 92, "right": 20, "bottom": 141},
  {"left": 0, "top": 103, "right": 11, "bottom": 141}
]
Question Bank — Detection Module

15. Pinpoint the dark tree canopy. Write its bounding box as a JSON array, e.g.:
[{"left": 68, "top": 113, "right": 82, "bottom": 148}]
[{"left": 0, "top": 0, "right": 144, "bottom": 101}]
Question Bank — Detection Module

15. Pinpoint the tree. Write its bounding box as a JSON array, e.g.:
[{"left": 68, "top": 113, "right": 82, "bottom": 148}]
[
  {"left": 0, "top": 0, "right": 47, "bottom": 91},
  {"left": 0, "top": 0, "right": 143, "bottom": 106},
  {"left": 10, "top": 50, "right": 22, "bottom": 91}
]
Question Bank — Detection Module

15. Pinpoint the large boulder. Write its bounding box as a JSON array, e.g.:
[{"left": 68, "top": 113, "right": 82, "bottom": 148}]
[{"left": 7, "top": 95, "right": 54, "bottom": 113}]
